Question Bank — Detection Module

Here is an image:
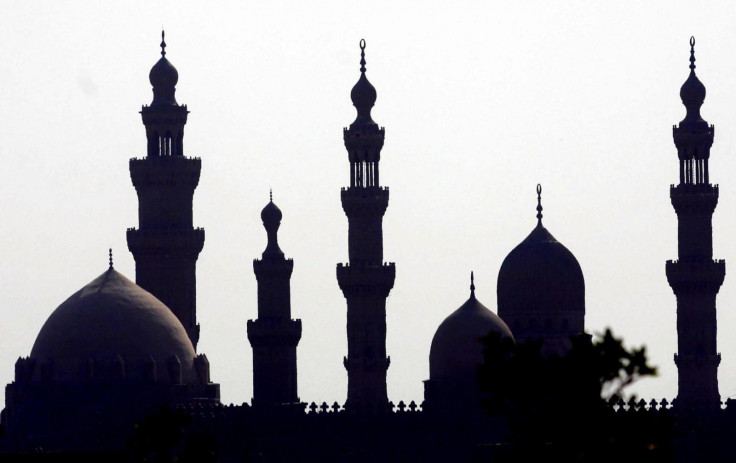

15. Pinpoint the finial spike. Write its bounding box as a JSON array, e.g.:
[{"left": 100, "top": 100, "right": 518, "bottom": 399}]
[
  {"left": 470, "top": 271, "right": 475, "bottom": 297},
  {"left": 108, "top": 248, "right": 113, "bottom": 269},
  {"left": 160, "top": 30, "right": 167, "bottom": 57},
  {"left": 269, "top": 188, "right": 273, "bottom": 202},
  {"left": 359, "top": 39, "right": 366, "bottom": 74},
  {"left": 689, "top": 36, "right": 695, "bottom": 71},
  {"left": 536, "top": 184, "right": 543, "bottom": 224}
]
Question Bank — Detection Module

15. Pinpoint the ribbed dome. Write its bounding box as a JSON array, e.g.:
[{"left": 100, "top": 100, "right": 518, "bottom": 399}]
[
  {"left": 30, "top": 268, "right": 197, "bottom": 383},
  {"left": 497, "top": 223, "right": 585, "bottom": 322},
  {"left": 429, "top": 288, "right": 513, "bottom": 381}
]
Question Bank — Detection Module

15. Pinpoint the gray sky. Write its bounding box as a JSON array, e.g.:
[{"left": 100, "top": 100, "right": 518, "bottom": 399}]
[{"left": 2, "top": 1, "right": 736, "bottom": 408}]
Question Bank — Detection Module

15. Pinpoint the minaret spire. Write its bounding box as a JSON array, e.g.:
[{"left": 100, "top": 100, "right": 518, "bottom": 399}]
[
  {"left": 536, "top": 184, "right": 543, "bottom": 225},
  {"left": 470, "top": 272, "right": 475, "bottom": 299},
  {"left": 160, "top": 30, "right": 166, "bottom": 57},
  {"left": 108, "top": 248, "right": 113, "bottom": 269},
  {"left": 337, "top": 40, "right": 395, "bottom": 412},
  {"left": 667, "top": 37, "right": 724, "bottom": 412}
]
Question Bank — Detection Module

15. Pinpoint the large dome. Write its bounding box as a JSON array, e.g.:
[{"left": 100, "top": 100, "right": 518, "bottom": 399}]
[
  {"left": 30, "top": 267, "right": 197, "bottom": 383},
  {"left": 429, "top": 285, "right": 513, "bottom": 381},
  {"left": 497, "top": 222, "right": 585, "bottom": 340}
]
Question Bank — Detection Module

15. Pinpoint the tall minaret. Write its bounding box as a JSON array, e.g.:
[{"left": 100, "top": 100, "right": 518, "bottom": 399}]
[
  {"left": 247, "top": 193, "right": 302, "bottom": 409},
  {"left": 127, "top": 32, "right": 205, "bottom": 349},
  {"left": 666, "top": 37, "right": 725, "bottom": 412},
  {"left": 337, "top": 40, "right": 396, "bottom": 412}
]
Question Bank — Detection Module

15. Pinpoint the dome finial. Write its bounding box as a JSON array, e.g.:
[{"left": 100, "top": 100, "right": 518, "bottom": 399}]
[
  {"left": 470, "top": 271, "right": 476, "bottom": 298},
  {"left": 689, "top": 36, "right": 695, "bottom": 71},
  {"left": 160, "top": 30, "right": 166, "bottom": 57},
  {"left": 359, "top": 39, "right": 366, "bottom": 74},
  {"left": 536, "top": 184, "right": 543, "bottom": 224},
  {"left": 109, "top": 248, "right": 113, "bottom": 269}
]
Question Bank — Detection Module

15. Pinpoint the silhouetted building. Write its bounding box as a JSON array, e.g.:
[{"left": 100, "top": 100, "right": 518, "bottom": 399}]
[
  {"left": 424, "top": 273, "right": 514, "bottom": 413},
  {"left": 497, "top": 185, "right": 586, "bottom": 355},
  {"left": 336, "top": 39, "right": 396, "bottom": 412},
  {"left": 127, "top": 32, "right": 205, "bottom": 350},
  {"left": 666, "top": 37, "right": 724, "bottom": 412},
  {"left": 1, "top": 35, "right": 732, "bottom": 462},
  {"left": 247, "top": 194, "right": 302, "bottom": 410}
]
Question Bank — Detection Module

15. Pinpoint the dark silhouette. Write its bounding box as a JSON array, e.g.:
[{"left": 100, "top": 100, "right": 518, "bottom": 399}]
[
  {"left": 666, "top": 36, "right": 724, "bottom": 413},
  {"left": 478, "top": 330, "right": 666, "bottom": 462},
  {"left": 337, "top": 39, "right": 396, "bottom": 412},
  {"left": 1, "top": 35, "right": 733, "bottom": 463},
  {"left": 127, "top": 30, "right": 205, "bottom": 350},
  {"left": 247, "top": 193, "right": 303, "bottom": 410}
]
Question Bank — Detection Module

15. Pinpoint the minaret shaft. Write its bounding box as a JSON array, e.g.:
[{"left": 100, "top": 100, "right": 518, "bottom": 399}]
[
  {"left": 127, "top": 39, "right": 204, "bottom": 349},
  {"left": 666, "top": 37, "right": 724, "bottom": 411},
  {"left": 337, "top": 40, "right": 395, "bottom": 412}
]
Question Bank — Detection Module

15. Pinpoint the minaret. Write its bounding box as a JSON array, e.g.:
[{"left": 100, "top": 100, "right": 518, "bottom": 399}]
[
  {"left": 127, "top": 32, "right": 205, "bottom": 349},
  {"left": 247, "top": 192, "right": 302, "bottom": 409},
  {"left": 666, "top": 37, "right": 725, "bottom": 412},
  {"left": 337, "top": 40, "right": 396, "bottom": 412}
]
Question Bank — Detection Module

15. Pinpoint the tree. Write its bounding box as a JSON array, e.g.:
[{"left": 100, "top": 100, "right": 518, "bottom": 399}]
[{"left": 478, "top": 329, "right": 670, "bottom": 462}]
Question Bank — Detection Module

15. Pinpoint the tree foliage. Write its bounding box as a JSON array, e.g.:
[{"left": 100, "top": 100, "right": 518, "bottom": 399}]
[{"left": 478, "top": 329, "right": 670, "bottom": 462}]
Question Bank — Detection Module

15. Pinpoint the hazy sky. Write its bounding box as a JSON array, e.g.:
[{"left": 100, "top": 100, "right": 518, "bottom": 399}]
[{"left": 2, "top": 1, "right": 736, "bottom": 408}]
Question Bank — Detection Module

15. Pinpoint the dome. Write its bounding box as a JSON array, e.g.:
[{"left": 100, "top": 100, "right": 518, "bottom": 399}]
[
  {"left": 148, "top": 32, "right": 179, "bottom": 106},
  {"left": 30, "top": 267, "right": 197, "bottom": 383},
  {"left": 350, "top": 39, "right": 377, "bottom": 126},
  {"left": 429, "top": 282, "right": 513, "bottom": 381},
  {"left": 261, "top": 198, "right": 283, "bottom": 225},
  {"left": 149, "top": 56, "right": 179, "bottom": 90},
  {"left": 679, "top": 37, "right": 707, "bottom": 128},
  {"left": 497, "top": 222, "right": 585, "bottom": 334}
]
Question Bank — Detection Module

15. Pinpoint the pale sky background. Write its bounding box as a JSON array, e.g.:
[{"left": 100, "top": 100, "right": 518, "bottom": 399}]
[{"left": 1, "top": 1, "right": 736, "bottom": 409}]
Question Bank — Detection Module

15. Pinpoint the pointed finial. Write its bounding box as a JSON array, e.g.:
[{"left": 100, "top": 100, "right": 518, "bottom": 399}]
[
  {"left": 470, "top": 271, "right": 475, "bottom": 298},
  {"left": 536, "top": 184, "right": 543, "bottom": 224},
  {"left": 689, "top": 36, "right": 696, "bottom": 71},
  {"left": 269, "top": 188, "right": 273, "bottom": 202},
  {"left": 160, "top": 30, "right": 166, "bottom": 57},
  {"left": 359, "top": 39, "right": 366, "bottom": 74},
  {"left": 108, "top": 248, "right": 113, "bottom": 269}
]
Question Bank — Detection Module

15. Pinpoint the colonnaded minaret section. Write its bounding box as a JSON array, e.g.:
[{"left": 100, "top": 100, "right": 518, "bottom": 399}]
[
  {"left": 666, "top": 37, "right": 725, "bottom": 412},
  {"left": 337, "top": 40, "right": 396, "bottom": 411},
  {"left": 127, "top": 32, "right": 205, "bottom": 349}
]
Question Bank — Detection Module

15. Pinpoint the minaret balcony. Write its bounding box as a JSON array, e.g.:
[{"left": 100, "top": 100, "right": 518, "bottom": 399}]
[
  {"left": 127, "top": 228, "right": 205, "bottom": 255},
  {"left": 247, "top": 318, "right": 302, "bottom": 347},
  {"left": 336, "top": 262, "right": 395, "bottom": 297},
  {"left": 130, "top": 156, "right": 201, "bottom": 188},
  {"left": 666, "top": 259, "right": 725, "bottom": 294},
  {"left": 670, "top": 183, "right": 718, "bottom": 214},
  {"left": 341, "top": 187, "right": 389, "bottom": 216}
]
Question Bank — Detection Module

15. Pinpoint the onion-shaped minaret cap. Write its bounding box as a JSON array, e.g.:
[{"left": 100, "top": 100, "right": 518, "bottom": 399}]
[
  {"left": 261, "top": 189, "right": 283, "bottom": 226},
  {"left": 679, "top": 37, "right": 706, "bottom": 125},
  {"left": 350, "top": 39, "right": 377, "bottom": 124},
  {"left": 149, "top": 30, "right": 179, "bottom": 106},
  {"left": 261, "top": 190, "right": 284, "bottom": 258}
]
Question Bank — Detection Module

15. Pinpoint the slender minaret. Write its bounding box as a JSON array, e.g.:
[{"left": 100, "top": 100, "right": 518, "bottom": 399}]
[
  {"left": 337, "top": 40, "right": 396, "bottom": 412},
  {"left": 247, "top": 193, "right": 302, "bottom": 409},
  {"left": 666, "top": 37, "right": 725, "bottom": 412},
  {"left": 127, "top": 32, "right": 205, "bottom": 349}
]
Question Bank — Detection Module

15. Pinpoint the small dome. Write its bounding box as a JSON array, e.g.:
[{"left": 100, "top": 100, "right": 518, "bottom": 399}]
[
  {"left": 31, "top": 268, "right": 197, "bottom": 383},
  {"left": 429, "top": 287, "right": 513, "bottom": 381},
  {"left": 497, "top": 223, "right": 585, "bottom": 322},
  {"left": 149, "top": 56, "right": 179, "bottom": 90},
  {"left": 350, "top": 39, "right": 377, "bottom": 126},
  {"left": 261, "top": 199, "right": 283, "bottom": 226},
  {"left": 679, "top": 37, "right": 707, "bottom": 128},
  {"left": 148, "top": 32, "right": 179, "bottom": 106}
]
